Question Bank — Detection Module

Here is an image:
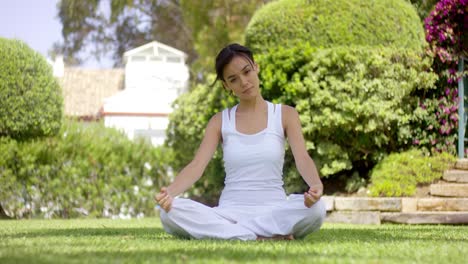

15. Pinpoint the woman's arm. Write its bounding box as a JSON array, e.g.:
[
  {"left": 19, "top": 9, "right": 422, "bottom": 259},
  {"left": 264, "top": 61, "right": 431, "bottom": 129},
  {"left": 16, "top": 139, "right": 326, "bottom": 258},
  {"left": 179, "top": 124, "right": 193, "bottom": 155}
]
[
  {"left": 283, "top": 105, "right": 323, "bottom": 206},
  {"left": 155, "top": 112, "right": 222, "bottom": 211}
]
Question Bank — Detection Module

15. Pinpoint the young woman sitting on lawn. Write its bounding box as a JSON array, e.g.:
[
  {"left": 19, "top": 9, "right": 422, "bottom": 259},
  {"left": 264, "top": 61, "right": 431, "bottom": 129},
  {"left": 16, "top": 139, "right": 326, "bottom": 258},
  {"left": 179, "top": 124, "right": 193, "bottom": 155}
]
[{"left": 155, "top": 43, "right": 326, "bottom": 240}]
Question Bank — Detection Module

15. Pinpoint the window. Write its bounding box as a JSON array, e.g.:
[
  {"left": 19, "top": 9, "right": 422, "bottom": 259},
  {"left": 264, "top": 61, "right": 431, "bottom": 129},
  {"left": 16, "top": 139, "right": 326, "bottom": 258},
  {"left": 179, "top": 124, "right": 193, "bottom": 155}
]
[
  {"left": 131, "top": 56, "right": 146, "bottom": 62},
  {"left": 149, "top": 56, "right": 162, "bottom": 62},
  {"left": 166, "top": 57, "right": 181, "bottom": 63}
]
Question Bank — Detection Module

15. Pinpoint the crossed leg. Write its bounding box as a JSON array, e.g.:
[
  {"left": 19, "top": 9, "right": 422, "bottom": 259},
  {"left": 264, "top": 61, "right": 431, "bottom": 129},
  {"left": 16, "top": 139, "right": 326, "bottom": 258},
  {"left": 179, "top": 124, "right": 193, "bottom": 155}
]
[
  {"left": 159, "top": 198, "right": 257, "bottom": 240},
  {"left": 238, "top": 195, "right": 327, "bottom": 239},
  {"left": 159, "top": 195, "right": 326, "bottom": 240}
]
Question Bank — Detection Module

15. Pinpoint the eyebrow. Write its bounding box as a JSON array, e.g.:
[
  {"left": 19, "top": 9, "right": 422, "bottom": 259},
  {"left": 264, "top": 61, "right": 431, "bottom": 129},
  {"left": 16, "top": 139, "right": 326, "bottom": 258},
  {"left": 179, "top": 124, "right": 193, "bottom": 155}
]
[{"left": 226, "top": 64, "right": 251, "bottom": 80}]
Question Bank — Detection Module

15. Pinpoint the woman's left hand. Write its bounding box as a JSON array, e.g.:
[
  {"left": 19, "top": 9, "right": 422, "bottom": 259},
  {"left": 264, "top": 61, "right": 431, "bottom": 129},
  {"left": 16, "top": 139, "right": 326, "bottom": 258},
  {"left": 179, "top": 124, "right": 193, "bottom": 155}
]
[{"left": 304, "top": 187, "right": 322, "bottom": 208}]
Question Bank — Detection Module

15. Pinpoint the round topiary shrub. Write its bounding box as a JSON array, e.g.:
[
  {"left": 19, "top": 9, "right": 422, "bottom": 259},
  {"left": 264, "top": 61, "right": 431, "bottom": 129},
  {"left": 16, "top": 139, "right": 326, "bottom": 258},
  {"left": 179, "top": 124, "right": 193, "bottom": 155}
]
[
  {"left": 245, "top": 0, "right": 425, "bottom": 53},
  {"left": 0, "top": 38, "right": 63, "bottom": 140}
]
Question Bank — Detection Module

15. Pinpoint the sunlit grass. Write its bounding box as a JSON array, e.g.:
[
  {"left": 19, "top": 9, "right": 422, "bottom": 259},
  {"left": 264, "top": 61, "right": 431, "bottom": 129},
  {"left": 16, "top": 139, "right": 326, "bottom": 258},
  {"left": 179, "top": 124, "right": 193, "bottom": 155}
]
[{"left": 0, "top": 218, "right": 467, "bottom": 263}]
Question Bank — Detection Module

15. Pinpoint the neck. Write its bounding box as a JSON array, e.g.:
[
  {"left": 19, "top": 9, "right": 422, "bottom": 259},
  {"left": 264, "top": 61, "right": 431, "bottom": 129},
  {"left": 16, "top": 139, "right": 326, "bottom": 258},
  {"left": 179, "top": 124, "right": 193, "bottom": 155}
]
[{"left": 237, "top": 96, "right": 266, "bottom": 113}]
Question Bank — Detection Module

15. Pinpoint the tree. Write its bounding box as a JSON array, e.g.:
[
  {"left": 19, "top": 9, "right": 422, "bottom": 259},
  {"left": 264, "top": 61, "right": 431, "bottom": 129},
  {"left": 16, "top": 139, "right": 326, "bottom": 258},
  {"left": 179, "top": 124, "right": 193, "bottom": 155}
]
[
  {"left": 53, "top": 0, "right": 270, "bottom": 73},
  {"left": 179, "top": 0, "right": 270, "bottom": 79},
  {"left": 53, "top": 0, "right": 195, "bottom": 67}
]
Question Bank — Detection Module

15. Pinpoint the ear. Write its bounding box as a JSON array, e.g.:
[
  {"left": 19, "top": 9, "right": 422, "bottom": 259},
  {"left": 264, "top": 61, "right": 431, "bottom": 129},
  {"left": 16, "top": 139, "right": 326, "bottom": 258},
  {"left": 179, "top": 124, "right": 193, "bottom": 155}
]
[{"left": 254, "top": 63, "right": 260, "bottom": 73}]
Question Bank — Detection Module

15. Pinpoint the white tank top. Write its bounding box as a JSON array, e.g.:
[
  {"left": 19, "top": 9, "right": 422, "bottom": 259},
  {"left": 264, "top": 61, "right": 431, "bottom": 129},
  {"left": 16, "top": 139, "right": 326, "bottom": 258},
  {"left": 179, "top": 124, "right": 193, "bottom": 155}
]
[{"left": 219, "top": 101, "right": 287, "bottom": 207}]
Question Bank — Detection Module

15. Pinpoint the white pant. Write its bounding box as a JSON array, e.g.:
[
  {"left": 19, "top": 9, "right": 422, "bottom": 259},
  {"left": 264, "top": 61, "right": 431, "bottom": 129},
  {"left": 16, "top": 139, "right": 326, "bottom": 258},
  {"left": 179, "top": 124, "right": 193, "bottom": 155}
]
[{"left": 159, "top": 194, "right": 326, "bottom": 240}]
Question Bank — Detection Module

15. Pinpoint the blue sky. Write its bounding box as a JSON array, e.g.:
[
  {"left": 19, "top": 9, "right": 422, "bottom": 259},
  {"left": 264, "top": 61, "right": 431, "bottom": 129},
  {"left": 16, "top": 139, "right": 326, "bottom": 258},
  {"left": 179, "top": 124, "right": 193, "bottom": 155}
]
[{"left": 0, "top": 0, "right": 111, "bottom": 68}]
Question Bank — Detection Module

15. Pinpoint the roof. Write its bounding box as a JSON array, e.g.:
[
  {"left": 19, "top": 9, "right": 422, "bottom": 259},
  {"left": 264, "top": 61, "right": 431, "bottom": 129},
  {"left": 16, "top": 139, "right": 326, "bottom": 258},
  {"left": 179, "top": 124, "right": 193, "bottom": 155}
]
[
  {"left": 58, "top": 68, "right": 124, "bottom": 118},
  {"left": 123, "top": 41, "right": 187, "bottom": 61}
]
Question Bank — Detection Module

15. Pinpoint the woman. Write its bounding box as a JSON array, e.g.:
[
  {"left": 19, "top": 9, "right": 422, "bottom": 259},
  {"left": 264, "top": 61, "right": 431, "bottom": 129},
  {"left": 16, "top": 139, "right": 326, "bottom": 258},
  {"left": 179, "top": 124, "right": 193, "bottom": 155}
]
[{"left": 155, "top": 43, "right": 326, "bottom": 240}]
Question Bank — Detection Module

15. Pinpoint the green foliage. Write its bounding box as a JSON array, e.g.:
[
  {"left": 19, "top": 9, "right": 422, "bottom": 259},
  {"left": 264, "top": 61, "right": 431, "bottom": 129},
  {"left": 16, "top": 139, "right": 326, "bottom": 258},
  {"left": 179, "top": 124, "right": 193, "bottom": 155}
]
[
  {"left": 246, "top": 0, "right": 426, "bottom": 53},
  {"left": 180, "top": 0, "right": 270, "bottom": 77},
  {"left": 406, "top": 0, "right": 439, "bottom": 20},
  {"left": 0, "top": 38, "right": 63, "bottom": 140},
  {"left": 257, "top": 45, "right": 437, "bottom": 184},
  {"left": 369, "top": 149, "right": 456, "bottom": 197},
  {"left": 166, "top": 76, "right": 236, "bottom": 204},
  {"left": 0, "top": 121, "right": 172, "bottom": 219}
]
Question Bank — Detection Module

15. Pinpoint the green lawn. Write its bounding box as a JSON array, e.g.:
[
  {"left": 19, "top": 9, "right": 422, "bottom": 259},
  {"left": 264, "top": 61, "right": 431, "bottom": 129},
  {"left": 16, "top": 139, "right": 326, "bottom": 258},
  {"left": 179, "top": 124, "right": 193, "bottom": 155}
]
[{"left": 0, "top": 218, "right": 466, "bottom": 264}]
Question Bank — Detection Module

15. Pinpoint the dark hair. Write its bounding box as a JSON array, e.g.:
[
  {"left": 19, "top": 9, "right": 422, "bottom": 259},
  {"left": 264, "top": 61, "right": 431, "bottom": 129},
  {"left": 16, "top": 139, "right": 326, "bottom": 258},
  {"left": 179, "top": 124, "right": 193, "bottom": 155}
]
[{"left": 214, "top": 43, "right": 255, "bottom": 83}]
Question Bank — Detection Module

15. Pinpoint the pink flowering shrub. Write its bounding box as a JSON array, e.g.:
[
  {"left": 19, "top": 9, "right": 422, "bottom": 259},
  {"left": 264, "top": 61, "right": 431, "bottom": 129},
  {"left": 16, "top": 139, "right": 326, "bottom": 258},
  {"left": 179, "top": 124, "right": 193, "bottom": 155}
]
[
  {"left": 413, "top": 0, "right": 467, "bottom": 154},
  {"left": 425, "top": 0, "right": 467, "bottom": 64}
]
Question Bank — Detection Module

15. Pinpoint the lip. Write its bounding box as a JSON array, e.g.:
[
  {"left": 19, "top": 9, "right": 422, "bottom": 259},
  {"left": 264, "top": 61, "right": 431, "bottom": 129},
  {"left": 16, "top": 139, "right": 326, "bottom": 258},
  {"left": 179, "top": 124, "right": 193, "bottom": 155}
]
[{"left": 242, "top": 87, "right": 253, "bottom": 94}]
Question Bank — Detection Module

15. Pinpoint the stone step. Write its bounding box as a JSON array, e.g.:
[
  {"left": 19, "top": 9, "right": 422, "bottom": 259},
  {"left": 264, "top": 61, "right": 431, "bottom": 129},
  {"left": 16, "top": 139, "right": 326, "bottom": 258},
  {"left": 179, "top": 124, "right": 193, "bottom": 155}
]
[
  {"left": 326, "top": 211, "right": 380, "bottom": 225},
  {"left": 401, "top": 198, "right": 418, "bottom": 212},
  {"left": 430, "top": 183, "right": 468, "bottom": 197},
  {"left": 321, "top": 196, "right": 335, "bottom": 211},
  {"left": 417, "top": 198, "right": 468, "bottom": 211},
  {"left": 381, "top": 212, "right": 468, "bottom": 224},
  {"left": 443, "top": 170, "right": 468, "bottom": 183},
  {"left": 455, "top": 159, "right": 468, "bottom": 170},
  {"left": 334, "top": 197, "right": 401, "bottom": 212}
]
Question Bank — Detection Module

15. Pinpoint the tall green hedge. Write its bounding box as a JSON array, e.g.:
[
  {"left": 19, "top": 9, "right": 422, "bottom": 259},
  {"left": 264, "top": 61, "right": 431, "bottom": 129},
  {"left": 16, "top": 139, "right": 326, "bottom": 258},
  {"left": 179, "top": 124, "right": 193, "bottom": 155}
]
[
  {"left": 0, "top": 38, "right": 63, "bottom": 140},
  {"left": 0, "top": 121, "right": 172, "bottom": 219},
  {"left": 245, "top": 0, "right": 425, "bottom": 53}
]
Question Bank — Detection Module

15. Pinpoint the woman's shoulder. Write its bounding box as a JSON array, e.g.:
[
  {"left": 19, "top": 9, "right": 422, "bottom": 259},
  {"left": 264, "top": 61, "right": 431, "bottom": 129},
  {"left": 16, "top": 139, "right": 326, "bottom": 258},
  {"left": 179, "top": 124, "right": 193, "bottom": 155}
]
[
  {"left": 281, "top": 104, "right": 299, "bottom": 117},
  {"left": 280, "top": 104, "right": 300, "bottom": 129},
  {"left": 209, "top": 111, "right": 223, "bottom": 124},
  {"left": 205, "top": 112, "right": 223, "bottom": 134}
]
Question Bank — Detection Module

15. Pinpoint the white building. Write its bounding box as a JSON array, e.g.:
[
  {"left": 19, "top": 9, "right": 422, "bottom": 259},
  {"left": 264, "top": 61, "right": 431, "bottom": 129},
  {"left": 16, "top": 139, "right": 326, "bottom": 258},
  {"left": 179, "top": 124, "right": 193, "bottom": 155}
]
[{"left": 101, "top": 41, "right": 190, "bottom": 145}]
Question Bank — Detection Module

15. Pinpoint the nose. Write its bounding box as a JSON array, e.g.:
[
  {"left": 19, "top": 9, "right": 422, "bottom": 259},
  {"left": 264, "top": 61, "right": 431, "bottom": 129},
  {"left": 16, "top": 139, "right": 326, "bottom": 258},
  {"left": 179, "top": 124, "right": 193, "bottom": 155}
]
[{"left": 240, "top": 75, "right": 248, "bottom": 87}]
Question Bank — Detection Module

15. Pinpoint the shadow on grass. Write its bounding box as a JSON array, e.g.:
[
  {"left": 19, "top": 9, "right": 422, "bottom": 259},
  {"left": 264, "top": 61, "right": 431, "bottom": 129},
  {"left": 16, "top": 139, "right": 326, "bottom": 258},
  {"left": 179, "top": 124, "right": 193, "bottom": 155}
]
[
  {"left": 2, "top": 227, "right": 167, "bottom": 239},
  {"left": 4, "top": 225, "right": 467, "bottom": 242}
]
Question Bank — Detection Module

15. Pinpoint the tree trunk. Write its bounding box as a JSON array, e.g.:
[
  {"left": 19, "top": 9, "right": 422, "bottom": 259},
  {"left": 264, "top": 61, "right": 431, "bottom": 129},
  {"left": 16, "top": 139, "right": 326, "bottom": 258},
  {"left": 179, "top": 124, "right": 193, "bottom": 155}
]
[{"left": 0, "top": 204, "right": 12, "bottom": 219}]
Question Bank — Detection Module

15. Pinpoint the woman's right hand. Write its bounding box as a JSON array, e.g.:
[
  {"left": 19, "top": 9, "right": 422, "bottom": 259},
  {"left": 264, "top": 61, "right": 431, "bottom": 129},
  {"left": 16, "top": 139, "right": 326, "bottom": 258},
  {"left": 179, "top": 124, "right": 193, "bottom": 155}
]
[{"left": 155, "top": 187, "right": 173, "bottom": 213}]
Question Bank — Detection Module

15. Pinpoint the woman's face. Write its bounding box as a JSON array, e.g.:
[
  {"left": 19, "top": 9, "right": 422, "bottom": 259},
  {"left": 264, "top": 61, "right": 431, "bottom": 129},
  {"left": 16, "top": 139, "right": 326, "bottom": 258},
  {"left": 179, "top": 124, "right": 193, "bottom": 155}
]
[{"left": 222, "top": 56, "right": 260, "bottom": 99}]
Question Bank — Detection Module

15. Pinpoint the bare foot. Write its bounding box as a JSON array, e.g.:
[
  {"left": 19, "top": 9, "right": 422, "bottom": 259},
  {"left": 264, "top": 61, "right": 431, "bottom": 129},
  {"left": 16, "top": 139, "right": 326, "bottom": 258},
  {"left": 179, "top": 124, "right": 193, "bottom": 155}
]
[{"left": 256, "top": 234, "right": 294, "bottom": 241}]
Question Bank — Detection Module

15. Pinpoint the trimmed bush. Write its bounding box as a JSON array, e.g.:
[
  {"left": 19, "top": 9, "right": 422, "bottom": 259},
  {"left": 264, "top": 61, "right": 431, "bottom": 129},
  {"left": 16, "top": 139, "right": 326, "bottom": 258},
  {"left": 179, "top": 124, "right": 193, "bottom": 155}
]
[
  {"left": 369, "top": 149, "right": 456, "bottom": 197},
  {"left": 245, "top": 0, "right": 425, "bottom": 53},
  {"left": 258, "top": 45, "right": 437, "bottom": 181},
  {"left": 0, "top": 121, "right": 172, "bottom": 219},
  {"left": 0, "top": 38, "right": 63, "bottom": 140}
]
